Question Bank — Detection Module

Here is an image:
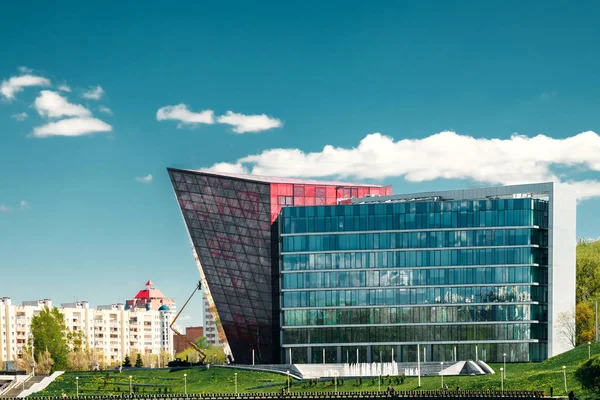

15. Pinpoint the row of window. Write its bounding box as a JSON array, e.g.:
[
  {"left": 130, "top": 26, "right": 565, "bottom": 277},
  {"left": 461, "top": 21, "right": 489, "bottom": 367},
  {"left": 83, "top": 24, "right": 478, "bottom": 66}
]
[
  {"left": 283, "top": 304, "right": 548, "bottom": 326},
  {"left": 282, "top": 198, "right": 548, "bottom": 218},
  {"left": 282, "top": 266, "right": 547, "bottom": 289},
  {"left": 282, "top": 229, "right": 547, "bottom": 252},
  {"left": 281, "top": 209, "right": 548, "bottom": 234},
  {"left": 282, "top": 323, "right": 547, "bottom": 345},
  {"left": 281, "top": 248, "right": 546, "bottom": 271},
  {"left": 286, "top": 342, "right": 547, "bottom": 363},
  {"left": 282, "top": 285, "right": 546, "bottom": 308}
]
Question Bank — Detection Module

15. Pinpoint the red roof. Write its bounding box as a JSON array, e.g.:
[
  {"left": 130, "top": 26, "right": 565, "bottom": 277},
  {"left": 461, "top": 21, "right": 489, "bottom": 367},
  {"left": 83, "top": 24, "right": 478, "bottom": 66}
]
[
  {"left": 145, "top": 280, "right": 154, "bottom": 286},
  {"left": 134, "top": 289, "right": 166, "bottom": 300}
]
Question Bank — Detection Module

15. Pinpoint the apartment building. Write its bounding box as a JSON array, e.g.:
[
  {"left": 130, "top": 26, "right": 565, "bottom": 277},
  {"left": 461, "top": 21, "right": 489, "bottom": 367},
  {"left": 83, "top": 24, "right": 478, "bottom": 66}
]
[
  {"left": 0, "top": 298, "right": 52, "bottom": 362},
  {"left": 0, "top": 298, "right": 174, "bottom": 366},
  {"left": 61, "top": 301, "right": 174, "bottom": 365},
  {"left": 203, "top": 293, "right": 222, "bottom": 347}
]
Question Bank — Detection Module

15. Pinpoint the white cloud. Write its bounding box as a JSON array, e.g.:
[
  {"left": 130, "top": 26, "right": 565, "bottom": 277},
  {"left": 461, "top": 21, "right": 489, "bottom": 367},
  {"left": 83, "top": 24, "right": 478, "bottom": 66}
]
[
  {"left": 99, "top": 106, "right": 113, "bottom": 115},
  {"left": 208, "top": 130, "right": 600, "bottom": 201},
  {"left": 32, "top": 117, "right": 112, "bottom": 138},
  {"left": 156, "top": 104, "right": 214, "bottom": 126},
  {"left": 135, "top": 174, "right": 153, "bottom": 183},
  {"left": 1, "top": 74, "right": 51, "bottom": 100},
  {"left": 11, "top": 112, "right": 28, "bottom": 121},
  {"left": 18, "top": 66, "right": 33, "bottom": 74},
  {"left": 0, "top": 200, "right": 29, "bottom": 212},
  {"left": 156, "top": 105, "right": 283, "bottom": 133},
  {"left": 58, "top": 84, "right": 71, "bottom": 92},
  {"left": 207, "top": 162, "right": 249, "bottom": 174},
  {"left": 82, "top": 85, "right": 104, "bottom": 100},
  {"left": 217, "top": 111, "right": 283, "bottom": 133},
  {"left": 34, "top": 90, "right": 91, "bottom": 118}
]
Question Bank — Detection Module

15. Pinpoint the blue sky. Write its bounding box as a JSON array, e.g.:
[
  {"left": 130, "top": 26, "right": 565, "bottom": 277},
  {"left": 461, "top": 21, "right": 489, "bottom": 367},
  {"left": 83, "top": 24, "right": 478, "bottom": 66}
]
[{"left": 2, "top": 1, "right": 600, "bottom": 327}]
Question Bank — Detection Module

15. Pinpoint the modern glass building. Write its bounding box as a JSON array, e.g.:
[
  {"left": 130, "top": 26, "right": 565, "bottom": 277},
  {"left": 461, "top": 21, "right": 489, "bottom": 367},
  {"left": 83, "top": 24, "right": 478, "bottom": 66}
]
[
  {"left": 169, "top": 170, "right": 575, "bottom": 364},
  {"left": 279, "top": 183, "right": 575, "bottom": 363}
]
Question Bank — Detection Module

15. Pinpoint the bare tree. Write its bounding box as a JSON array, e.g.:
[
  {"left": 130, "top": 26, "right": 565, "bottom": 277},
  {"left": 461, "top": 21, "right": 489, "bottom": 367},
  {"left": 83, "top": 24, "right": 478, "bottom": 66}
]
[
  {"left": 36, "top": 350, "right": 54, "bottom": 375},
  {"left": 18, "top": 344, "right": 35, "bottom": 374},
  {"left": 67, "top": 349, "right": 91, "bottom": 371},
  {"left": 557, "top": 308, "right": 576, "bottom": 347},
  {"left": 142, "top": 352, "right": 157, "bottom": 368}
]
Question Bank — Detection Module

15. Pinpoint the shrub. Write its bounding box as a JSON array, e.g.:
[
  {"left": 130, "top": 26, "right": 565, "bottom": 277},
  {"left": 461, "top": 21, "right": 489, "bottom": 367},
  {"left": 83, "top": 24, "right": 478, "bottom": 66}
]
[
  {"left": 575, "top": 354, "right": 600, "bottom": 394},
  {"left": 135, "top": 354, "right": 143, "bottom": 368}
]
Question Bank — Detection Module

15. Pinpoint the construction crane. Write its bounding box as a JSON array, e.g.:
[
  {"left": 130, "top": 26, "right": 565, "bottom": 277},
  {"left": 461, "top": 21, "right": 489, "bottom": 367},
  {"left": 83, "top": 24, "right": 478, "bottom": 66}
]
[{"left": 169, "top": 281, "right": 206, "bottom": 363}]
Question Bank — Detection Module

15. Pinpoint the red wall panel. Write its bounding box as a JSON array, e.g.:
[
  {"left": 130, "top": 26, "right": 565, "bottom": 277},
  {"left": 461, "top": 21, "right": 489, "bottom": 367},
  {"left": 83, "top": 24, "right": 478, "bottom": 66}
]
[{"left": 269, "top": 182, "right": 392, "bottom": 223}]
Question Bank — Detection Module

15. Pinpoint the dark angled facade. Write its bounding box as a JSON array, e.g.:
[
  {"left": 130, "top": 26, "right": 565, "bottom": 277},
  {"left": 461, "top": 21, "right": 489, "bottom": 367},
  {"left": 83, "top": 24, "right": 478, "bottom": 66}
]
[{"left": 168, "top": 168, "right": 391, "bottom": 364}]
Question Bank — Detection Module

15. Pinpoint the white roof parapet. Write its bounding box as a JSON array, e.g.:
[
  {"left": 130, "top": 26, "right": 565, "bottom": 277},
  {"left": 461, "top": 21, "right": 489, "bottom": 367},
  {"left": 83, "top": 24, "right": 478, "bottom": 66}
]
[{"left": 351, "top": 182, "right": 554, "bottom": 204}]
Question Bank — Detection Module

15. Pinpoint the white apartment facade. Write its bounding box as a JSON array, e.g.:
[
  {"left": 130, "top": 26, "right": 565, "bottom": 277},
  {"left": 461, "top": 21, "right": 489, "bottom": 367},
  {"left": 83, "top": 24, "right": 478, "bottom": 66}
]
[
  {"left": 202, "top": 293, "right": 222, "bottom": 347},
  {"left": 0, "top": 298, "right": 174, "bottom": 366},
  {"left": 0, "top": 298, "right": 52, "bottom": 363}
]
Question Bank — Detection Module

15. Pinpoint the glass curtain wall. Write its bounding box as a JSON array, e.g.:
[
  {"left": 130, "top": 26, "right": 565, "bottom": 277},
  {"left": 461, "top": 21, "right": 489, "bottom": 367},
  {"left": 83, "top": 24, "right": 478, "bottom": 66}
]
[{"left": 280, "top": 198, "right": 549, "bottom": 362}]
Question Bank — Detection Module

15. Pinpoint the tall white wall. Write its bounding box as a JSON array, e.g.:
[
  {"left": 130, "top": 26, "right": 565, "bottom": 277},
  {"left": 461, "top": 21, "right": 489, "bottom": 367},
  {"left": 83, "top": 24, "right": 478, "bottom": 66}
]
[{"left": 548, "top": 183, "right": 577, "bottom": 357}]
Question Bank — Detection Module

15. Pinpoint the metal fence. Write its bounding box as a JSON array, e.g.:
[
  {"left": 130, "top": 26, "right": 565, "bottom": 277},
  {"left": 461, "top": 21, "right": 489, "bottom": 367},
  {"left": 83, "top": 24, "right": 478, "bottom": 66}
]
[{"left": 17, "top": 390, "right": 546, "bottom": 400}]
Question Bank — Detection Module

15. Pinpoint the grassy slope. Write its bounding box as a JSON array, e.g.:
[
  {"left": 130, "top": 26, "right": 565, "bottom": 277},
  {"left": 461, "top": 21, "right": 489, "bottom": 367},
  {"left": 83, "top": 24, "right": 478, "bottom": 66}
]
[{"left": 37, "top": 343, "right": 600, "bottom": 396}]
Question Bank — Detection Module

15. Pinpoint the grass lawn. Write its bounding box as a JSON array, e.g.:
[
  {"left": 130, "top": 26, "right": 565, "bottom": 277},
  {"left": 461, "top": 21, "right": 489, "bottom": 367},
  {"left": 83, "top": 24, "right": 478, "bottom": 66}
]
[{"left": 35, "top": 343, "right": 600, "bottom": 397}]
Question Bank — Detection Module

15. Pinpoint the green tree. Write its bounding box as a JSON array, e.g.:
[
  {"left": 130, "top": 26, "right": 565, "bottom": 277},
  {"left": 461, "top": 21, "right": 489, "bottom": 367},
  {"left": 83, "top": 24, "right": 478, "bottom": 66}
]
[
  {"left": 177, "top": 345, "right": 226, "bottom": 364},
  {"left": 176, "top": 347, "right": 198, "bottom": 363},
  {"left": 30, "top": 306, "right": 69, "bottom": 371},
  {"left": 576, "top": 301, "right": 596, "bottom": 344},
  {"left": 194, "top": 336, "right": 211, "bottom": 350},
  {"left": 575, "top": 354, "right": 600, "bottom": 394},
  {"left": 122, "top": 355, "right": 132, "bottom": 368},
  {"left": 576, "top": 239, "right": 600, "bottom": 303},
  {"left": 204, "top": 346, "right": 226, "bottom": 364},
  {"left": 135, "top": 353, "right": 143, "bottom": 368},
  {"left": 67, "top": 330, "right": 86, "bottom": 352}
]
